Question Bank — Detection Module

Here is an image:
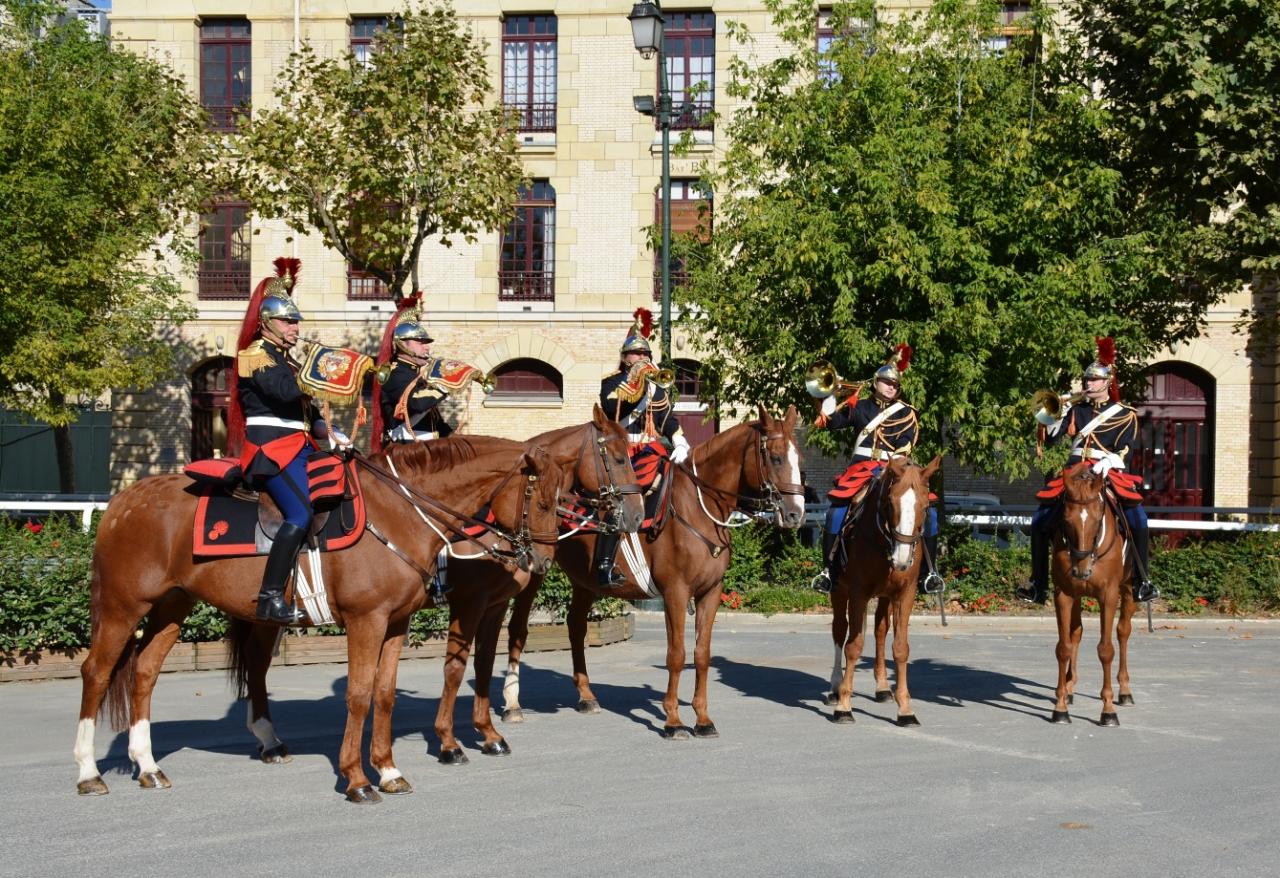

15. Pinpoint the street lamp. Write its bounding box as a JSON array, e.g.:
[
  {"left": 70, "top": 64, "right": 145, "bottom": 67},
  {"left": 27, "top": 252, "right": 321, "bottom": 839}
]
[{"left": 628, "top": 0, "right": 673, "bottom": 367}]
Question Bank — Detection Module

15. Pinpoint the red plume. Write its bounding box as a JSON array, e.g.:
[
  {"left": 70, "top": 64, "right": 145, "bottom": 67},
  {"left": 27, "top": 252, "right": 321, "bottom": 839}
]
[
  {"left": 1095, "top": 336, "right": 1116, "bottom": 367},
  {"left": 895, "top": 343, "right": 913, "bottom": 373},
  {"left": 272, "top": 256, "right": 301, "bottom": 285},
  {"left": 634, "top": 307, "right": 653, "bottom": 339},
  {"left": 370, "top": 290, "right": 424, "bottom": 454}
]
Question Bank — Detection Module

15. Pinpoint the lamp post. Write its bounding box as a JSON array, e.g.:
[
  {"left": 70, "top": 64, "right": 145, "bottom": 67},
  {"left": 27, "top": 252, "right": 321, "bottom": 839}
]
[{"left": 628, "top": 0, "right": 673, "bottom": 367}]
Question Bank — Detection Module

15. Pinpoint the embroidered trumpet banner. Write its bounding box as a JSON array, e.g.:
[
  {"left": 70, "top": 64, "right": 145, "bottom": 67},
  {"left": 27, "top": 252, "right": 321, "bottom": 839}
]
[{"left": 296, "top": 345, "right": 374, "bottom": 404}]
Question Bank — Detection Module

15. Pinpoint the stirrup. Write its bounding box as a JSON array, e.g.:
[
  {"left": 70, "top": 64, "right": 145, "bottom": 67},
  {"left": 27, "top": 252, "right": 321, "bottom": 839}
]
[
  {"left": 920, "top": 571, "right": 945, "bottom": 595},
  {"left": 596, "top": 564, "right": 625, "bottom": 589},
  {"left": 256, "top": 593, "right": 305, "bottom": 625},
  {"left": 810, "top": 569, "right": 832, "bottom": 594},
  {"left": 1133, "top": 580, "right": 1158, "bottom": 603},
  {"left": 1015, "top": 582, "right": 1046, "bottom": 605}
]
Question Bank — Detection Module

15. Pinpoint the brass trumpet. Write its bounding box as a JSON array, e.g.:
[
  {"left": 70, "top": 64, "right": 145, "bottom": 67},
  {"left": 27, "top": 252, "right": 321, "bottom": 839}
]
[
  {"left": 647, "top": 368, "right": 676, "bottom": 390},
  {"left": 804, "top": 359, "right": 861, "bottom": 400},
  {"left": 1032, "top": 390, "right": 1085, "bottom": 426}
]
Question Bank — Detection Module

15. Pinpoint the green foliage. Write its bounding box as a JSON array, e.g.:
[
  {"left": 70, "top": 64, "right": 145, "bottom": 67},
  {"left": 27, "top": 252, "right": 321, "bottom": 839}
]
[
  {"left": 0, "top": 2, "right": 207, "bottom": 432},
  {"left": 939, "top": 531, "right": 1032, "bottom": 606},
  {"left": 1151, "top": 532, "right": 1280, "bottom": 614},
  {"left": 235, "top": 2, "right": 525, "bottom": 299},
  {"left": 0, "top": 515, "right": 94, "bottom": 651},
  {"left": 679, "top": 0, "right": 1227, "bottom": 480}
]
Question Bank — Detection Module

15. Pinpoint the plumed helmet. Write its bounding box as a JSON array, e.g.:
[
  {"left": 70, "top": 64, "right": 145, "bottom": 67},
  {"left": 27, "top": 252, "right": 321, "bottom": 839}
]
[
  {"left": 620, "top": 307, "right": 653, "bottom": 355},
  {"left": 258, "top": 257, "right": 303, "bottom": 323},
  {"left": 1083, "top": 336, "right": 1116, "bottom": 382},
  {"left": 873, "top": 344, "right": 912, "bottom": 385},
  {"left": 259, "top": 292, "right": 303, "bottom": 323},
  {"left": 392, "top": 318, "right": 434, "bottom": 352}
]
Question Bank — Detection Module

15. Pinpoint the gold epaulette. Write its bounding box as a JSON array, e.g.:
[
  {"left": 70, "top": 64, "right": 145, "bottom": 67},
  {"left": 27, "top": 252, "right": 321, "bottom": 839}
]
[
  {"left": 237, "top": 339, "right": 274, "bottom": 377},
  {"left": 613, "top": 377, "right": 647, "bottom": 404}
]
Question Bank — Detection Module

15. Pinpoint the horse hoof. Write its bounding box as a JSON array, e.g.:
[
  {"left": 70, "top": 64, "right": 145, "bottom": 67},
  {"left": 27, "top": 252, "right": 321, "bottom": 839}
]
[
  {"left": 832, "top": 710, "right": 855, "bottom": 724},
  {"left": 874, "top": 689, "right": 894, "bottom": 703},
  {"left": 1117, "top": 694, "right": 1135, "bottom": 706},
  {"left": 660, "top": 725, "right": 690, "bottom": 740},
  {"left": 438, "top": 747, "right": 469, "bottom": 766},
  {"left": 481, "top": 740, "right": 511, "bottom": 757},
  {"left": 502, "top": 708, "right": 525, "bottom": 724},
  {"left": 693, "top": 723, "right": 719, "bottom": 739},
  {"left": 1099, "top": 712, "right": 1120, "bottom": 727},
  {"left": 138, "top": 769, "right": 171, "bottom": 790},
  {"left": 345, "top": 784, "right": 382, "bottom": 804},
  {"left": 260, "top": 744, "right": 291, "bottom": 764},
  {"left": 379, "top": 776, "right": 413, "bottom": 795},
  {"left": 822, "top": 691, "right": 838, "bottom": 706},
  {"left": 896, "top": 714, "right": 921, "bottom": 727},
  {"left": 77, "top": 776, "right": 108, "bottom": 796},
  {"left": 576, "top": 699, "right": 601, "bottom": 715},
  {"left": 1051, "top": 710, "right": 1072, "bottom": 724}
]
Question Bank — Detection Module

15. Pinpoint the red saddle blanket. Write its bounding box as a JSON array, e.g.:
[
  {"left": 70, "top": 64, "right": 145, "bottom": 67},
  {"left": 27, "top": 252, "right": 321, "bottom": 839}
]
[
  {"left": 830, "top": 460, "right": 938, "bottom": 503},
  {"left": 1037, "top": 468, "right": 1143, "bottom": 502},
  {"left": 188, "top": 459, "right": 367, "bottom": 558}
]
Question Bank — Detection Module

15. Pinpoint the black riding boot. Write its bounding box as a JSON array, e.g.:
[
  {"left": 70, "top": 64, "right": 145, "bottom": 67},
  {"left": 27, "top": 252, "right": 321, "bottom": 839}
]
[
  {"left": 593, "top": 531, "right": 625, "bottom": 588},
  {"left": 257, "top": 522, "right": 307, "bottom": 625},
  {"left": 812, "top": 528, "right": 837, "bottom": 594},
  {"left": 1016, "top": 521, "right": 1050, "bottom": 605},
  {"left": 1129, "top": 519, "right": 1158, "bottom": 603},
  {"left": 919, "top": 532, "right": 943, "bottom": 594}
]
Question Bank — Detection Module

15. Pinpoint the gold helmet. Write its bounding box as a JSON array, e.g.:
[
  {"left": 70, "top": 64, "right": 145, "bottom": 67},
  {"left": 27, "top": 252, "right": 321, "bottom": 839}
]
[
  {"left": 258, "top": 257, "right": 303, "bottom": 323},
  {"left": 620, "top": 307, "right": 654, "bottom": 356},
  {"left": 392, "top": 318, "right": 434, "bottom": 352},
  {"left": 874, "top": 344, "right": 912, "bottom": 386}
]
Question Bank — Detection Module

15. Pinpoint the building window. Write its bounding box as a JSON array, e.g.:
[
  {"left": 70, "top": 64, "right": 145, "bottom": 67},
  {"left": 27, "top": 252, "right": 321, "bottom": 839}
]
[
  {"left": 672, "top": 358, "right": 718, "bottom": 445},
  {"left": 500, "top": 180, "right": 555, "bottom": 302},
  {"left": 664, "top": 12, "right": 714, "bottom": 130},
  {"left": 351, "top": 16, "right": 390, "bottom": 69},
  {"left": 200, "top": 19, "right": 251, "bottom": 132},
  {"left": 984, "top": 2, "right": 1034, "bottom": 55},
  {"left": 503, "top": 15, "right": 557, "bottom": 132},
  {"left": 816, "top": 9, "right": 871, "bottom": 84},
  {"left": 346, "top": 265, "right": 387, "bottom": 300},
  {"left": 491, "top": 358, "right": 563, "bottom": 401},
  {"left": 198, "top": 202, "right": 251, "bottom": 300},
  {"left": 191, "top": 357, "right": 234, "bottom": 460},
  {"left": 654, "top": 180, "right": 712, "bottom": 300}
]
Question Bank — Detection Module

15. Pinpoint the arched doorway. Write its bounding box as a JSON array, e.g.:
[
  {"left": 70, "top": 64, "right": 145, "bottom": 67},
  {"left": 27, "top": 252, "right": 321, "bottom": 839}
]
[
  {"left": 672, "top": 358, "right": 718, "bottom": 445},
  {"left": 1134, "top": 363, "right": 1214, "bottom": 508},
  {"left": 191, "top": 357, "right": 233, "bottom": 460}
]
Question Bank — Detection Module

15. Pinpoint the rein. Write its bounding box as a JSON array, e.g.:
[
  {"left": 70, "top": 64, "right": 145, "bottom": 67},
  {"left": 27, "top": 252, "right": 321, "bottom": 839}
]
[
  {"left": 676, "top": 428, "right": 804, "bottom": 527},
  {"left": 560, "top": 424, "right": 643, "bottom": 534},
  {"left": 1057, "top": 487, "right": 1119, "bottom": 580}
]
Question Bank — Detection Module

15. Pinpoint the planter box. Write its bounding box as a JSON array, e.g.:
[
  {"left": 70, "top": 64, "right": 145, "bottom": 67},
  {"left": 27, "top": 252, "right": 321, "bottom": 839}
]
[{"left": 0, "top": 614, "right": 634, "bottom": 683}]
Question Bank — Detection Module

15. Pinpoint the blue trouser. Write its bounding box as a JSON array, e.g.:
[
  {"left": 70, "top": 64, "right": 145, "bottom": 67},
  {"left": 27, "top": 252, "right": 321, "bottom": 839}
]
[
  {"left": 263, "top": 453, "right": 313, "bottom": 530},
  {"left": 824, "top": 487, "right": 937, "bottom": 575}
]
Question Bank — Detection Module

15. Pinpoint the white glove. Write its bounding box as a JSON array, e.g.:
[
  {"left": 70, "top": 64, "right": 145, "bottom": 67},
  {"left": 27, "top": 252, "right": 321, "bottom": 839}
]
[
  {"left": 1091, "top": 453, "right": 1123, "bottom": 477},
  {"left": 820, "top": 395, "right": 838, "bottom": 417},
  {"left": 329, "top": 428, "right": 352, "bottom": 450},
  {"left": 670, "top": 433, "right": 690, "bottom": 465}
]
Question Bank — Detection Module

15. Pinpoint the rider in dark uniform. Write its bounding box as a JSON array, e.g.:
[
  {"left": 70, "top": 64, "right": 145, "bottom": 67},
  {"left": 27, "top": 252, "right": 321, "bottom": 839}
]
[
  {"left": 231, "top": 257, "right": 330, "bottom": 625},
  {"left": 1016, "top": 338, "right": 1156, "bottom": 605},
  {"left": 376, "top": 316, "right": 454, "bottom": 447},
  {"left": 594, "top": 308, "right": 690, "bottom": 586},
  {"left": 809, "top": 346, "right": 936, "bottom": 593}
]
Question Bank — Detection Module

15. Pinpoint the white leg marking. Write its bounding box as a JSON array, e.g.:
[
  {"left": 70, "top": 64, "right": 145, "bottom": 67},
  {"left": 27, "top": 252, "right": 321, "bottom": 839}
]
[
  {"left": 502, "top": 660, "right": 521, "bottom": 711},
  {"left": 376, "top": 765, "right": 403, "bottom": 784},
  {"left": 74, "top": 718, "right": 100, "bottom": 783},
  {"left": 829, "top": 643, "right": 844, "bottom": 693},
  {"left": 248, "top": 711, "right": 283, "bottom": 752},
  {"left": 128, "top": 720, "right": 160, "bottom": 775},
  {"left": 894, "top": 488, "right": 917, "bottom": 568},
  {"left": 784, "top": 442, "right": 805, "bottom": 521}
]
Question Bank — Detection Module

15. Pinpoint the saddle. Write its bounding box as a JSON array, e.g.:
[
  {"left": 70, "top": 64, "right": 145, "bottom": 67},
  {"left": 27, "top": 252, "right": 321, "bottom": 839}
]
[
  {"left": 183, "top": 456, "right": 366, "bottom": 557},
  {"left": 1037, "top": 468, "right": 1143, "bottom": 504}
]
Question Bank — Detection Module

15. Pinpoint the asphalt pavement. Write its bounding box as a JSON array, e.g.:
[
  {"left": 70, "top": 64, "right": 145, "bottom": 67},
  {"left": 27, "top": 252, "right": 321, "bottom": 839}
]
[{"left": 1, "top": 611, "right": 1277, "bottom": 878}]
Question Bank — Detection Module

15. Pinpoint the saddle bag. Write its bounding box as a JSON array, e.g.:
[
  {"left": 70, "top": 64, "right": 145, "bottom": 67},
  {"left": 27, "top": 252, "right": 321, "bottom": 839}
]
[{"left": 306, "top": 451, "right": 348, "bottom": 509}]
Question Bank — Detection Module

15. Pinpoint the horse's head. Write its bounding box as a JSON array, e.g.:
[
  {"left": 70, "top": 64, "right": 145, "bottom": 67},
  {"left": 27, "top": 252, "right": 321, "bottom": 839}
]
[
  {"left": 1060, "top": 461, "right": 1108, "bottom": 581},
  {"left": 878, "top": 455, "right": 940, "bottom": 572},
  {"left": 751, "top": 403, "right": 806, "bottom": 528},
  {"left": 490, "top": 446, "right": 562, "bottom": 576},
  {"left": 587, "top": 404, "right": 644, "bottom": 533}
]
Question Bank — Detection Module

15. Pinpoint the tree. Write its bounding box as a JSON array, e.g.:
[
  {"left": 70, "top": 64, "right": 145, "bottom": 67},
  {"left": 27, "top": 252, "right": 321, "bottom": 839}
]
[
  {"left": 235, "top": 2, "right": 526, "bottom": 300},
  {"left": 678, "top": 0, "right": 1228, "bottom": 479},
  {"left": 0, "top": 1, "right": 209, "bottom": 491}
]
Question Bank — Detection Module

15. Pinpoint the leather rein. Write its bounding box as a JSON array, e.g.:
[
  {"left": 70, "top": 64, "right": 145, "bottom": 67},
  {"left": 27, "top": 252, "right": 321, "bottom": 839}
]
[{"left": 558, "top": 424, "right": 643, "bottom": 535}]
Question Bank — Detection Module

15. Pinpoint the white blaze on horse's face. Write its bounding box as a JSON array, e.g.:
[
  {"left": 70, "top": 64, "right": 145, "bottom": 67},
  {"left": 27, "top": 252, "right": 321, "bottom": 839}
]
[
  {"left": 1079, "top": 507, "right": 1089, "bottom": 527},
  {"left": 894, "top": 487, "right": 917, "bottom": 570}
]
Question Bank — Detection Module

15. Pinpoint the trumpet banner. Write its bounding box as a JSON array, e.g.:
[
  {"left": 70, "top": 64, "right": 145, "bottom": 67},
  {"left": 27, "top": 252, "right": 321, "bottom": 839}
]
[
  {"left": 296, "top": 345, "right": 375, "bottom": 404},
  {"left": 425, "top": 357, "right": 483, "bottom": 393}
]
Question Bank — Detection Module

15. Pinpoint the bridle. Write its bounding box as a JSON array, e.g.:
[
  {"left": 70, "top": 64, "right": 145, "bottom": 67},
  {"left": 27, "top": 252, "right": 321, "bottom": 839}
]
[
  {"left": 679, "top": 423, "right": 805, "bottom": 527},
  {"left": 559, "top": 423, "right": 643, "bottom": 535},
  {"left": 871, "top": 465, "right": 926, "bottom": 566},
  {"left": 1057, "top": 475, "right": 1118, "bottom": 581}
]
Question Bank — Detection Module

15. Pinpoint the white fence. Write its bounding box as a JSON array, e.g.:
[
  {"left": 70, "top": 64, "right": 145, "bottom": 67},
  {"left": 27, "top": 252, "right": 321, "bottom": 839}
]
[{"left": 0, "top": 500, "right": 109, "bottom": 532}]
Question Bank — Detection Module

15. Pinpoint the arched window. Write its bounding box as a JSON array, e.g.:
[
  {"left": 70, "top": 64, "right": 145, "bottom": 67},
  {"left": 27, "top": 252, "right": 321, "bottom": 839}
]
[
  {"left": 491, "top": 358, "right": 562, "bottom": 402},
  {"left": 1135, "top": 362, "right": 1214, "bottom": 508},
  {"left": 191, "top": 357, "right": 234, "bottom": 460},
  {"left": 672, "top": 358, "right": 717, "bottom": 445}
]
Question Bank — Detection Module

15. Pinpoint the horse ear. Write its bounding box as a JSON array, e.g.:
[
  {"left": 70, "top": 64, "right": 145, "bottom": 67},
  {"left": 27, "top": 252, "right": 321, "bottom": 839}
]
[
  {"left": 782, "top": 404, "right": 797, "bottom": 432},
  {"left": 592, "top": 403, "right": 606, "bottom": 428},
  {"left": 922, "top": 454, "right": 942, "bottom": 481},
  {"left": 757, "top": 402, "right": 771, "bottom": 426}
]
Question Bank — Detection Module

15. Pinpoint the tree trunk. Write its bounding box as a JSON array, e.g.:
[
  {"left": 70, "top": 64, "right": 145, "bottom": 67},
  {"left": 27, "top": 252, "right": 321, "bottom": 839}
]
[{"left": 50, "top": 392, "right": 76, "bottom": 494}]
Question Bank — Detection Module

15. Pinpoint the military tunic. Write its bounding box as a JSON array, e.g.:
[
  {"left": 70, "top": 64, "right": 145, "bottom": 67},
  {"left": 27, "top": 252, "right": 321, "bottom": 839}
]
[
  {"left": 237, "top": 338, "right": 321, "bottom": 482},
  {"left": 600, "top": 370, "right": 682, "bottom": 444},
  {"left": 380, "top": 359, "right": 453, "bottom": 443}
]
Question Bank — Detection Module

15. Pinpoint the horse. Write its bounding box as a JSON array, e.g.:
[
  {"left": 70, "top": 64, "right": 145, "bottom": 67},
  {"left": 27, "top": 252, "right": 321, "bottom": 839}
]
[
  {"left": 826, "top": 456, "right": 941, "bottom": 726},
  {"left": 227, "top": 408, "right": 645, "bottom": 769},
  {"left": 499, "top": 405, "right": 806, "bottom": 738},
  {"left": 1047, "top": 461, "right": 1139, "bottom": 726},
  {"left": 74, "top": 440, "right": 565, "bottom": 803}
]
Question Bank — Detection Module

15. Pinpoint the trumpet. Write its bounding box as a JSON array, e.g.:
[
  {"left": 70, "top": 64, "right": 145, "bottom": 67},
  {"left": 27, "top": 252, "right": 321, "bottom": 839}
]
[
  {"left": 1032, "top": 390, "right": 1085, "bottom": 426},
  {"left": 647, "top": 368, "right": 676, "bottom": 390},
  {"left": 804, "top": 359, "right": 861, "bottom": 400}
]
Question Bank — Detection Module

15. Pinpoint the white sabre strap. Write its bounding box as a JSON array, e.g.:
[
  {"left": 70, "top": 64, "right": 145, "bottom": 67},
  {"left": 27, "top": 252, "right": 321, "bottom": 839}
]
[
  {"left": 854, "top": 402, "right": 905, "bottom": 452},
  {"left": 246, "top": 416, "right": 306, "bottom": 430}
]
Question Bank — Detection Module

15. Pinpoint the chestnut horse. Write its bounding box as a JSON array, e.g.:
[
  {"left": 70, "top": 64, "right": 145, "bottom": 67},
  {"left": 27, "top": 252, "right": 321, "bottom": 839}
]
[
  {"left": 1047, "top": 462, "right": 1139, "bottom": 726},
  {"left": 826, "top": 456, "right": 941, "bottom": 726},
  {"left": 74, "top": 441, "right": 563, "bottom": 802},
  {"left": 225, "top": 409, "right": 644, "bottom": 771},
  {"left": 499, "top": 405, "right": 806, "bottom": 738}
]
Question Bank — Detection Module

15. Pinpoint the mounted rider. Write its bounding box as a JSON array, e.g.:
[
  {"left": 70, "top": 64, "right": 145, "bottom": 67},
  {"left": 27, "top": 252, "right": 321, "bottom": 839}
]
[
  {"left": 371, "top": 292, "right": 456, "bottom": 453},
  {"left": 1016, "top": 337, "right": 1157, "bottom": 605},
  {"left": 810, "top": 345, "right": 937, "bottom": 594},
  {"left": 595, "top": 308, "right": 690, "bottom": 586},
  {"left": 228, "top": 257, "right": 330, "bottom": 625}
]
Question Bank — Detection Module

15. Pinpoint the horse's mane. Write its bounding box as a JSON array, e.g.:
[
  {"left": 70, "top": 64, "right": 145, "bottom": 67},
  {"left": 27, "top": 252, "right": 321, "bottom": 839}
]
[
  {"left": 690, "top": 419, "right": 760, "bottom": 465},
  {"left": 379, "top": 436, "right": 489, "bottom": 477}
]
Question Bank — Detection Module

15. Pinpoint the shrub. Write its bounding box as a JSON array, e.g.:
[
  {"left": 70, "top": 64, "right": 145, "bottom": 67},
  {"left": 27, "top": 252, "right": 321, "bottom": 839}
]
[{"left": 0, "top": 515, "right": 95, "bottom": 652}]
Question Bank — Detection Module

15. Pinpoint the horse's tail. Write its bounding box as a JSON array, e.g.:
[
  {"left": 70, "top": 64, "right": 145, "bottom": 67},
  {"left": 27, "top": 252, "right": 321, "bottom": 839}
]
[
  {"left": 225, "top": 617, "right": 255, "bottom": 700},
  {"left": 92, "top": 555, "right": 138, "bottom": 733}
]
